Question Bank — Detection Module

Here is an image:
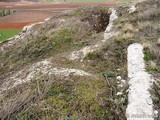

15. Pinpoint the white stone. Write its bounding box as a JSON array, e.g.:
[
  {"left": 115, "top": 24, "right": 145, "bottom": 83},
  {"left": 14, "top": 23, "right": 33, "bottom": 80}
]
[
  {"left": 118, "top": 83, "right": 124, "bottom": 88},
  {"left": 45, "top": 17, "right": 51, "bottom": 21},
  {"left": 105, "top": 8, "right": 118, "bottom": 32},
  {"left": 121, "top": 79, "right": 126, "bottom": 84},
  {"left": 126, "top": 43, "right": 154, "bottom": 120},
  {"left": 126, "top": 89, "right": 130, "bottom": 93},
  {"left": 117, "top": 92, "right": 123, "bottom": 96},
  {"left": 154, "top": 110, "right": 158, "bottom": 115},
  {"left": 154, "top": 110, "right": 158, "bottom": 117},
  {"left": 116, "top": 76, "right": 122, "bottom": 81},
  {"left": 22, "top": 24, "right": 34, "bottom": 32},
  {"left": 128, "top": 5, "right": 136, "bottom": 13}
]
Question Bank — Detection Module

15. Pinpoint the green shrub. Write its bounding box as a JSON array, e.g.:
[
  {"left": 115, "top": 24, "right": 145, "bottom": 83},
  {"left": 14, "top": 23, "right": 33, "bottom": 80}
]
[
  {"left": 114, "top": 50, "right": 122, "bottom": 58},
  {"left": 105, "top": 71, "right": 117, "bottom": 78},
  {"left": 85, "top": 52, "right": 102, "bottom": 60},
  {"left": 144, "top": 54, "right": 152, "bottom": 61}
]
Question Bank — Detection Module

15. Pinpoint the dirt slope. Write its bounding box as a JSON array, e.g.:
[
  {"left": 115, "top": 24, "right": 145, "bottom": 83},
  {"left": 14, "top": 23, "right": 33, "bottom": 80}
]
[{"left": 0, "top": 0, "right": 159, "bottom": 119}]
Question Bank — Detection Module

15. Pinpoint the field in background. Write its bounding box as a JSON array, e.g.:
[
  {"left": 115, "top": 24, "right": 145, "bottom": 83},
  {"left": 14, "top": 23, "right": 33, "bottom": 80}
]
[
  {"left": 0, "top": 1, "right": 124, "bottom": 41},
  {"left": 41, "top": 0, "right": 136, "bottom": 2},
  {"left": 0, "top": 29, "right": 21, "bottom": 42}
]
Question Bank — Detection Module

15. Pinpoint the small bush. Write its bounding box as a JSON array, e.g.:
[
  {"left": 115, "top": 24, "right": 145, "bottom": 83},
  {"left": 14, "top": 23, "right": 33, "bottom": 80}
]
[
  {"left": 105, "top": 71, "right": 117, "bottom": 78},
  {"left": 147, "top": 61, "right": 157, "bottom": 71},
  {"left": 72, "top": 9, "right": 82, "bottom": 16},
  {"left": 122, "top": 23, "right": 134, "bottom": 33},
  {"left": 113, "top": 50, "right": 123, "bottom": 58},
  {"left": 47, "top": 89, "right": 62, "bottom": 96},
  {"left": 137, "top": 21, "right": 151, "bottom": 29},
  {"left": 100, "top": 6, "right": 109, "bottom": 12},
  {"left": 101, "top": 44, "right": 109, "bottom": 52},
  {"left": 85, "top": 52, "right": 102, "bottom": 60},
  {"left": 142, "top": 43, "right": 152, "bottom": 50}
]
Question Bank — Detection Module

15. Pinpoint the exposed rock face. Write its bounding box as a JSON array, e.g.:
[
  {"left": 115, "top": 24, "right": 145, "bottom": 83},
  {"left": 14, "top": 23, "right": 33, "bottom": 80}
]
[
  {"left": 105, "top": 8, "right": 118, "bottom": 33},
  {"left": 126, "top": 43, "right": 154, "bottom": 120},
  {"left": 81, "top": 8, "right": 110, "bottom": 33},
  {"left": 69, "top": 8, "right": 118, "bottom": 61},
  {"left": 0, "top": 59, "right": 91, "bottom": 94}
]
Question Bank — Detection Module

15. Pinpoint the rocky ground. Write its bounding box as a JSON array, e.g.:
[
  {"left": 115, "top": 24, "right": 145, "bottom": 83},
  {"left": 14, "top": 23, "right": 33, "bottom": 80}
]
[{"left": 0, "top": 0, "right": 160, "bottom": 119}]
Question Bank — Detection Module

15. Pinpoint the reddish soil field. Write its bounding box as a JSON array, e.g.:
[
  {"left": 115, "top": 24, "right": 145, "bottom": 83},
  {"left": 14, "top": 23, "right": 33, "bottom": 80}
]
[{"left": 0, "top": 1, "right": 120, "bottom": 29}]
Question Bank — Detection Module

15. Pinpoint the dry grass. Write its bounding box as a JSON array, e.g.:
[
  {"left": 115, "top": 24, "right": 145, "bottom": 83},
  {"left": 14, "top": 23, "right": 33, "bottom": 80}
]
[
  {"left": 115, "top": 32, "right": 133, "bottom": 43},
  {"left": 149, "top": 61, "right": 157, "bottom": 71},
  {"left": 157, "top": 38, "right": 160, "bottom": 46},
  {"left": 0, "top": 6, "right": 123, "bottom": 120},
  {"left": 137, "top": 21, "right": 151, "bottom": 30},
  {"left": 142, "top": 43, "right": 152, "bottom": 50},
  {"left": 0, "top": 0, "right": 160, "bottom": 119},
  {"left": 122, "top": 23, "right": 134, "bottom": 33}
]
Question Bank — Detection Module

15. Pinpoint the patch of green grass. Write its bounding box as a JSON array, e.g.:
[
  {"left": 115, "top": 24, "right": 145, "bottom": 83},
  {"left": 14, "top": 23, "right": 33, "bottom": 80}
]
[
  {"left": 8, "top": 76, "right": 110, "bottom": 120},
  {"left": 74, "top": 40, "right": 89, "bottom": 47},
  {"left": 144, "top": 53, "right": 152, "bottom": 62},
  {"left": 18, "top": 28, "right": 75, "bottom": 61},
  {"left": 0, "top": 29, "right": 21, "bottom": 42},
  {"left": 113, "top": 49, "right": 123, "bottom": 58},
  {"left": 105, "top": 71, "right": 117, "bottom": 78}
]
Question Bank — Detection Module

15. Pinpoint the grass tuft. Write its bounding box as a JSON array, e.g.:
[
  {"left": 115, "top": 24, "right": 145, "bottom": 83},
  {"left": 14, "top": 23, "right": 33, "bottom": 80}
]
[
  {"left": 157, "top": 38, "right": 160, "bottom": 46},
  {"left": 115, "top": 32, "right": 133, "bottom": 44},
  {"left": 122, "top": 23, "right": 134, "bottom": 33},
  {"left": 144, "top": 53, "right": 152, "bottom": 62}
]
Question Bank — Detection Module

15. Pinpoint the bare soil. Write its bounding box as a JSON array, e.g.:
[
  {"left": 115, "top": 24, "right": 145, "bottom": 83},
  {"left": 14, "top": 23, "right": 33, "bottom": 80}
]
[{"left": 0, "top": 1, "right": 120, "bottom": 29}]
